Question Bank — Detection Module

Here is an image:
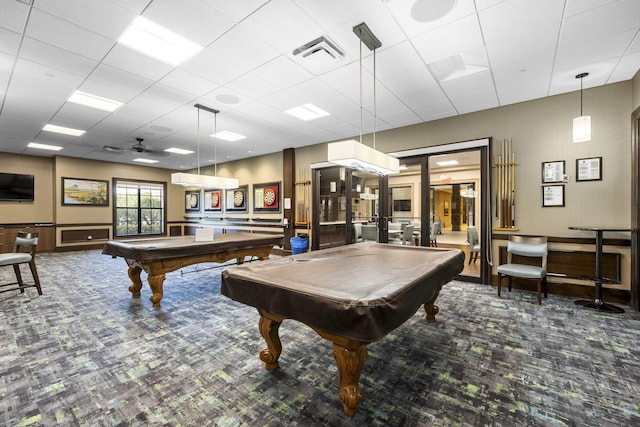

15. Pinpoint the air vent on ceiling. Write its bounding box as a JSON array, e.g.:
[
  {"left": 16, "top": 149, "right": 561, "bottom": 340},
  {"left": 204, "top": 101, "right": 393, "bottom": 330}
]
[
  {"left": 291, "top": 36, "right": 345, "bottom": 75},
  {"left": 293, "top": 36, "right": 344, "bottom": 61}
]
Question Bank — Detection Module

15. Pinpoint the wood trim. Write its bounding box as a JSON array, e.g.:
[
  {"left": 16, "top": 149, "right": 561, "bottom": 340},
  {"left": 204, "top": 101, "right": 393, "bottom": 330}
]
[
  {"left": 61, "top": 228, "right": 110, "bottom": 244},
  {"left": 631, "top": 105, "right": 640, "bottom": 311},
  {"left": 492, "top": 233, "right": 630, "bottom": 247},
  {"left": 498, "top": 246, "right": 621, "bottom": 283},
  {"left": 283, "top": 148, "right": 295, "bottom": 250}
]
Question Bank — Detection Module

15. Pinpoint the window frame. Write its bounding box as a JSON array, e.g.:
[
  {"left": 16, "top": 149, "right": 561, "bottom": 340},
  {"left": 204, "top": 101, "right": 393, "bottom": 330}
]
[{"left": 113, "top": 178, "right": 167, "bottom": 237}]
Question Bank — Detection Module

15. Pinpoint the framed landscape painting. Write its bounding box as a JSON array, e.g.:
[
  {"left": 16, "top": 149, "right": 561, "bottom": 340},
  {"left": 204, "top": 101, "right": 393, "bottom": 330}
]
[{"left": 62, "top": 177, "right": 109, "bottom": 206}]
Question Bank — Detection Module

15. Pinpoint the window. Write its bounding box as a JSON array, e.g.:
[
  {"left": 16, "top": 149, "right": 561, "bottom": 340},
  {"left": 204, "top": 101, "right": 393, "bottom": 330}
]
[{"left": 114, "top": 180, "right": 166, "bottom": 236}]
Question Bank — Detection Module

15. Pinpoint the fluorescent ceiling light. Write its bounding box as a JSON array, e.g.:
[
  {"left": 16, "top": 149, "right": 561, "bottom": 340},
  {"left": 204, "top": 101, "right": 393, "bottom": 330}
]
[
  {"left": 171, "top": 172, "right": 239, "bottom": 189},
  {"left": 28, "top": 142, "right": 63, "bottom": 151},
  {"left": 327, "top": 139, "right": 399, "bottom": 176},
  {"left": 68, "top": 91, "right": 123, "bottom": 112},
  {"left": 211, "top": 131, "right": 246, "bottom": 142},
  {"left": 436, "top": 160, "right": 458, "bottom": 166},
  {"left": 43, "top": 124, "right": 86, "bottom": 136},
  {"left": 285, "top": 104, "right": 330, "bottom": 121},
  {"left": 165, "top": 147, "right": 195, "bottom": 155},
  {"left": 133, "top": 158, "right": 158, "bottom": 164},
  {"left": 118, "top": 16, "right": 202, "bottom": 66}
]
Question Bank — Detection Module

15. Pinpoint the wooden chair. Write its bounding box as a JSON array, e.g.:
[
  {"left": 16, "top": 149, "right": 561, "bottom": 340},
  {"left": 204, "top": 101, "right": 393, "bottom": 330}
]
[
  {"left": 497, "top": 235, "right": 548, "bottom": 305},
  {"left": 0, "top": 232, "right": 42, "bottom": 295},
  {"left": 467, "top": 226, "right": 480, "bottom": 264}
]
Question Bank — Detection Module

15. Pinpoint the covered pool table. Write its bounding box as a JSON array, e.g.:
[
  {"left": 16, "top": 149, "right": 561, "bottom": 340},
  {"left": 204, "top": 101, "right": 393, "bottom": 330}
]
[
  {"left": 221, "top": 242, "right": 464, "bottom": 416},
  {"left": 103, "top": 232, "right": 283, "bottom": 307}
]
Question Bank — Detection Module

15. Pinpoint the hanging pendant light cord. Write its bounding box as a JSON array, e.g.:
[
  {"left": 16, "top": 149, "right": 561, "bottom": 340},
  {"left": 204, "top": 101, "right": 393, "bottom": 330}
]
[
  {"left": 580, "top": 76, "right": 583, "bottom": 116},
  {"left": 214, "top": 112, "right": 218, "bottom": 176},
  {"left": 373, "top": 47, "right": 376, "bottom": 150},
  {"left": 196, "top": 106, "right": 201, "bottom": 175},
  {"left": 359, "top": 30, "right": 363, "bottom": 145}
]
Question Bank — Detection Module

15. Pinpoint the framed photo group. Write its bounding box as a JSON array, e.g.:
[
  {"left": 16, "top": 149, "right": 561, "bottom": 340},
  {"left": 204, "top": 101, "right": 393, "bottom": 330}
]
[
  {"left": 184, "top": 183, "right": 280, "bottom": 214},
  {"left": 540, "top": 157, "right": 602, "bottom": 207}
]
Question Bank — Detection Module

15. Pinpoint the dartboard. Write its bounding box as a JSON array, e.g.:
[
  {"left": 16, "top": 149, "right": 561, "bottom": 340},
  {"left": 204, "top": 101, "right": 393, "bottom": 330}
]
[
  {"left": 211, "top": 192, "right": 219, "bottom": 207},
  {"left": 233, "top": 190, "right": 244, "bottom": 207},
  {"left": 264, "top": 188, "right": 276, "bottom": 206}
]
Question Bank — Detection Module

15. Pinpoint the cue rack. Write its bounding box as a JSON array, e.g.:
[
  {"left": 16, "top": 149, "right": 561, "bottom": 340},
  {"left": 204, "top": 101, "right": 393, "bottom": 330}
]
[{"left": 492, "top": 138, "right": 518, "bottom": 229}]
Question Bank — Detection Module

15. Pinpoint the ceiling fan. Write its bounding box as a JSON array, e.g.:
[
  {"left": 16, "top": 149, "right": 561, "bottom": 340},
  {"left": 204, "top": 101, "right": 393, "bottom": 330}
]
[{"left": 102, "top": 138, "right": 168, "bottom": 156}]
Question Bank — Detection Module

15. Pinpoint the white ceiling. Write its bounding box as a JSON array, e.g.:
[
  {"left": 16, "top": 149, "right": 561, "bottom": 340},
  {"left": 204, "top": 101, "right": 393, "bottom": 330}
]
[{"left": 1, "top": 0, "right": 639, "bottom": 171}]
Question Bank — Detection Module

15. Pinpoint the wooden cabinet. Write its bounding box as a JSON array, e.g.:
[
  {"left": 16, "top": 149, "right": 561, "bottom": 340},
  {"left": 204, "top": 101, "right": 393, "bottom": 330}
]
[{"left": 0, "top": 225, "right": 55, "bottom": 253}]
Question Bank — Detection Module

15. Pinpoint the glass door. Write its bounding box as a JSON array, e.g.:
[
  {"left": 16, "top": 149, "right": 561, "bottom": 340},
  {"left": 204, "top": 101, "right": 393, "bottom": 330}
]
[{"left": 428, "top": 153, "right": 481, "bottom": 279}]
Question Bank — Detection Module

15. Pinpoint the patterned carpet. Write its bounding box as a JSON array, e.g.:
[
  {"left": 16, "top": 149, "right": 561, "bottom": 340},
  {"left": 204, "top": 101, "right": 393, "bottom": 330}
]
[{"left": 1, "top": 249, "right": 639, "bottom": 426}]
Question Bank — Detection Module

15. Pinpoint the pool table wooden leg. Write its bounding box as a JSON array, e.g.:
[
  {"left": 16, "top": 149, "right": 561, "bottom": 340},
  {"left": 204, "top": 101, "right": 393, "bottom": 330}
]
[
  {"left": 127, "top": 265, "right": 143, "bottom": 298},
  {"left": 332, "top": 341, "right": 367, "bottom": 416},
  {"left": 257, "top": 309, "right": 284, "bottom": 371},
  {"left": 423, "top": 290, "right": 441, "bottom": 320},
  {"left": 147, "top": 274, "right": 166, "bottom": 307}
]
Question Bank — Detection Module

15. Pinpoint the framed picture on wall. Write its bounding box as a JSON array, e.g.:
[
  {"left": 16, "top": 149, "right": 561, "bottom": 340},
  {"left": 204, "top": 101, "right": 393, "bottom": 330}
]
[
  {"left": 62, "top": 177, "right": 109, "bottom": 206},
  {"left": 204, "top": 189, "right": 222, "bottom": 211},
  {"left": 185, "top": 190, "right": 201, "bottom": 212},
  {"left": 542, "top": 160, "right": 566, "bottom": 183},
  {"left": 576, "top": 157, "right": 602, "bottom": 181},
  {"left": 541, "top": 185, "right": 565, "bottom": 207},
  {"left": 254, "top": 182, "right": 280, "bottom": 212},
  {"left": 225, "top": 185, "right": 248, "bottom": 212}
]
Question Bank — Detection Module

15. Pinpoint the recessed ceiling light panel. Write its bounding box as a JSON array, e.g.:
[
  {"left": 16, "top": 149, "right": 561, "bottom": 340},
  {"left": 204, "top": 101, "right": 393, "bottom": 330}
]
[
  {"left": 165, "top": 148, "right": 195, "bottom": 155},
  {"left": 285, "top": 104, "right": 330, "bottom": 121},
  {"left": 28, "top": 142, "right": 63, "bottom": 151},
  {"left": 43, "top": 124, "right": 86, "bottom": 136},
  {"left": 211, "top": 131, "right": 246, "bottom": 142},
  {"left": 118, "top": 16, "right": 202, "bottom": 66},
  {"left": 133, "top": 158, "right": 159, "bottom": 164},
  {"left": 68, "top": 91, "right": 123, "bottom": 112}
]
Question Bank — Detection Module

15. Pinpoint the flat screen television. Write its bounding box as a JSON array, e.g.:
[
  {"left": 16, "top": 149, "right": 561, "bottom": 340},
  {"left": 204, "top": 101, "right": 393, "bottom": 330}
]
[
  {"left": 0, "top": 172, "right": 35, "bottom": 201},
  {"left": 393, "top": 199, "right": 411, "bottom": 211}
]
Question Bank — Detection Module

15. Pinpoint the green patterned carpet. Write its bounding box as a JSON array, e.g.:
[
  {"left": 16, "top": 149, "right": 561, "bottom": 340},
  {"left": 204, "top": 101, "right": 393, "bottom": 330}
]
[{"left": 1, "top": 249, "right": 639, "bottom": 426}]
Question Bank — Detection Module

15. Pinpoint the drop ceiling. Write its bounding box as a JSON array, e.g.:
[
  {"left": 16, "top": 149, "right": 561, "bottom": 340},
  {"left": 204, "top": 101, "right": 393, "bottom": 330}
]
[{"left": 1, "top": 0, "right": 639, "bottom": 171}]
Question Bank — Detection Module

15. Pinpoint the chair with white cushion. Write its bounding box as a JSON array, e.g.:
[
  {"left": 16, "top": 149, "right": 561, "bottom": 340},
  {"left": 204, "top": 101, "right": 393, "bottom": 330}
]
[
  {"left": 467, "top": 226, "right": 480, "bottom": 264},
  {"left": 0, "top": 232, "right": 42, "bottom": 296},
  {"left": 361, "top": 224, "right": 378, "bottom": 242},
  {"left": 497, "top": 235, "right": 548, "bottom": 305},
  {"left": 401, "top": 225, "right": 414, "bottom": 245}
]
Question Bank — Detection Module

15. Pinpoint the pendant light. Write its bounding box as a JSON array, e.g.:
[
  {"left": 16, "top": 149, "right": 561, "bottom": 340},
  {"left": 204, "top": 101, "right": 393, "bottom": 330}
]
[
  {"left": 327, "top": 22, "right": 399, "bottom": 176},
  {"left": 573, "top": 72, "right": 591, "bottom": 143},
  {"left": 171, "top": 104, "right": 239, "bottom": 189}
]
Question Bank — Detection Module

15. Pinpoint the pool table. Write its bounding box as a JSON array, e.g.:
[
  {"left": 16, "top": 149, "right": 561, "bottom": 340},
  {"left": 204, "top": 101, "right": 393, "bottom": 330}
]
[
  {"left": 221, "top": 242, "right": 464, "bottom": 416},
  {"left": 103, "top": 232, "right": 283, "bottom": 307}
]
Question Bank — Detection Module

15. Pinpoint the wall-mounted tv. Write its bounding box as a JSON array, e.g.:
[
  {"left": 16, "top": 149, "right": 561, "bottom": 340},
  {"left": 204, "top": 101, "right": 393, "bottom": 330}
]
[
  {"left": 393, "top": 199, "right": 411, "bottom": 212},
  {"left": 0, "top": 172, "right": 35, "bottom": 201}
]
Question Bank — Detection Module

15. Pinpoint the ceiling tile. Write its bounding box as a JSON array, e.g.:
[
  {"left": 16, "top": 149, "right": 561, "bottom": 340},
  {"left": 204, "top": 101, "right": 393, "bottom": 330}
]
[
  {"left": 411, "top": 14, "right": 485, "bottom": 64},
  {"left": 25, "top": 9, "right": 114, "bottom": 61},
  {"left": 33, "top": 0, "right": 137, "bottom": 39}
]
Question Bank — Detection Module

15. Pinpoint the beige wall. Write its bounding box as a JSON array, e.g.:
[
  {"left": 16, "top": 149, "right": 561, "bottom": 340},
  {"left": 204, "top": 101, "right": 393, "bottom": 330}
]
[
  {"left": 54, "top": 156, "right": 184, "bottom": 225},
  {"left": 0, "top": 79, "right": 634, "bottom": 266},
  {"left": 0, "top": 153, "right": 54, "bottom": 223},
  {"left": 296, "top": 80, "right": 632, "bottom": 238},
  {"left": 633, "top": 69, "right": 640, "bottom": 111},
  {"left": 198, "top": 152, "right": 283, "bottom": 220}
]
